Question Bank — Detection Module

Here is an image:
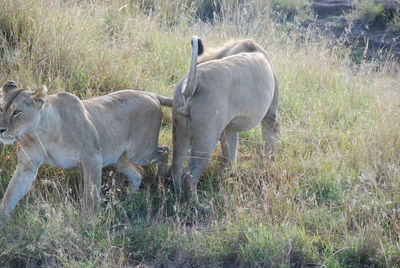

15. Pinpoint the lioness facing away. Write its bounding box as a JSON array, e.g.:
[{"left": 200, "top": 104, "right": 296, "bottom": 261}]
[
  {"left": 172, "top": 37, "right": 279, "bottom": 204},
  {"left": 0, "top": 81, "right": 172, "bottom": 220}
]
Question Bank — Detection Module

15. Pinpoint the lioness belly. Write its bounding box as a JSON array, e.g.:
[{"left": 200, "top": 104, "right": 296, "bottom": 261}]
[
  {"left": 44, "top": 151, "right": 78, "bottom": 169},
  {"left": 102, "top": 151, "right": 124, "bottom": 167},
  {"left": 228, "top": 114, "right": 264, "bottom": 131}
]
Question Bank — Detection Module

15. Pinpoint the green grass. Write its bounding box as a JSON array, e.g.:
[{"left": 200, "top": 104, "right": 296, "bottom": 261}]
[
  {"left": 351, "top": 0, "right": 386, "bottom": 22},
  {"left": 1, "top": 0, "right": 400, "bottom": 267},
  {"left": 388, "top": 13, "right": 400, "bottom": 31}
]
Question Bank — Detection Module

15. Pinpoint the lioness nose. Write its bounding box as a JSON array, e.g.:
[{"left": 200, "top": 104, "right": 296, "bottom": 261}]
[{"left": 0, "top": 128, "right": 6, "bottom": 135}]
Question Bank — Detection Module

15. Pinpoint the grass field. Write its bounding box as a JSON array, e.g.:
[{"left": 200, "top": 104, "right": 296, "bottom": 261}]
[{"left": 0, "top": 0, "right": 400, "bottom": 267}]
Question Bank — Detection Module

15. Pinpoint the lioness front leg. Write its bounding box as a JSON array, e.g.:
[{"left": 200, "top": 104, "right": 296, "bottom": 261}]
[
  {"left": 115, "top": 155, "right": 143, "bottom": 194},
  {"left": 0, "top": 159, "right": 39, "bottom": 220},
  {"left": 81, "top": 157, "right": 102, "bottom": 215}
]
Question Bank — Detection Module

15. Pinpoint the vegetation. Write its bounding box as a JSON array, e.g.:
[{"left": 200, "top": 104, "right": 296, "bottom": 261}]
[
  {"left": 348, "top": 0, "right": 400, "bottom": 31},
  {"left": 271, "top": 0, "right": 314, "bottom": 21},
  {"left": 0, "top": 0, "right": 399, "bottom": 267}
]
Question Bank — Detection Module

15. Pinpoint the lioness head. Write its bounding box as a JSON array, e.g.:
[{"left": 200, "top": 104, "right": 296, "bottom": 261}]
[{"left": 0, "top": 81, "right": 47, "bottom": 144}]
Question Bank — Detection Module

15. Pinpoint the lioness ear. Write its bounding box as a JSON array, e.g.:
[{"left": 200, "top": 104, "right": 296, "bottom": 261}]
[
  {"left": 32, "top": 86, "right": 48, "bottom": 105},
  {"left": 2, "top": 81, "right": 18, "bottom": 93}
]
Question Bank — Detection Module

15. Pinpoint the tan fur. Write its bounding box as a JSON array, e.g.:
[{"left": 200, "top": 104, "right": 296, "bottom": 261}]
[
  {"left": 0, "top": 82, "right": 172, "bottom": 221},
  {"left": 198, "top": 39, "right": 273, "bottom": 64},
  {"left": 172, "top": 37, "right": 279, "bottom": 204}
]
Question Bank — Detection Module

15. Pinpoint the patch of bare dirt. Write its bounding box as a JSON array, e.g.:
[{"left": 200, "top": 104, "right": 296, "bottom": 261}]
[{"left": 308, "top": 0, "right": 400, "bottom": 60}]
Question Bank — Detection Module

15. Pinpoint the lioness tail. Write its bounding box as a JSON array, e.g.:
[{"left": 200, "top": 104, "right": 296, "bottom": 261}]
[
  {"left": 156, "top": 94, "right": 173, "bottom": 107},
  {"left": 178, "top": 36, "right": 203, "bottom": 116}
]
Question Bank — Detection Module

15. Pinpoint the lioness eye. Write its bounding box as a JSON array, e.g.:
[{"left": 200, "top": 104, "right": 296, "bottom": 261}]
[{"left": 12, "top": 110, "right": 21, "bottom": 117}]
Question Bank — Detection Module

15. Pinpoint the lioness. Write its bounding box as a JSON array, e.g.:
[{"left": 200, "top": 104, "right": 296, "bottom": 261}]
[
  {"left": 172, "top": 37, "right": 279, "bottom": 203},
  {"left": 0, "top": 81, "right": 172, "bottom": 220}
]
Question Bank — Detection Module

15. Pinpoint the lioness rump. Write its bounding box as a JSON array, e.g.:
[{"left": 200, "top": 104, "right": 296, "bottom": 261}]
[
  {"left": 0, "top": 82, "right": 172, "bottom": 220},
  {"left": 172, "top": 37, "right": 279, "bottom": 204}
]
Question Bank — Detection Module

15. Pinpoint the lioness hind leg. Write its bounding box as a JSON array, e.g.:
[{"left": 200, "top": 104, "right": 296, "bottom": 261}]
[
  {"left": 172, "top": 118, "right": 190, "bottom": 196},
  {"left": 184, "top": 132, "right": 221, "bottom": 203},
  {"left": 220, "top": 127, "right": 239, "bottom": 164},
  {"left": 115, "top": 156, "right": 143, "bottom": 194},
  {"left": 261, "top": 113, "right": 279, "bottom": 158},
  {"left": 156, "top": 146, "right": 169, "bottom": 178}
]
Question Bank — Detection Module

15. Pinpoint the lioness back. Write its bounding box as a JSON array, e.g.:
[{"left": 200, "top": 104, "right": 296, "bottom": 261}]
[
  {"left": 82, "top": 90, "right": 163, "bottom": 166},
  {"left": 198, "top": 39, "right": 271, "bottom": 64}
]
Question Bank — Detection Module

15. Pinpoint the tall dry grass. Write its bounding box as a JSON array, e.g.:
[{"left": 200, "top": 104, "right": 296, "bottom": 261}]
[{"left": 0, "top": 0, "right": 399, "bottom": 267}]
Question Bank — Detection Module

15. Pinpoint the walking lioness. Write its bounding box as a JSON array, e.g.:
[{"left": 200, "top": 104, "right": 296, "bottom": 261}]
[
  {"left": 172, "top": 37, "right": 279, "bottom": 204},
  {"left": 0, "top": 81, "right": 172, "bottom": 220}
]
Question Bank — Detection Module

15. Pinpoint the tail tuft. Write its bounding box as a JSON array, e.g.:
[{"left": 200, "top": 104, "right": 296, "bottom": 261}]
[{"left": 197, "top": 37, "right": 204, "bottom": 56}]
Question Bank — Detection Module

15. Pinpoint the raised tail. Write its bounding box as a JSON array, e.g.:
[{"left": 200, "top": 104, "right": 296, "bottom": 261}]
[{"left": 177, "top": 36, "right": 203, "bottom": 116}]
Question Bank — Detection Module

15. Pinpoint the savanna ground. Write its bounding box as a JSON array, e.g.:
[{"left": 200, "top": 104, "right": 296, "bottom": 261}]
[{"left": 0, "top": 0, "right": 400, "bottom": 267}]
